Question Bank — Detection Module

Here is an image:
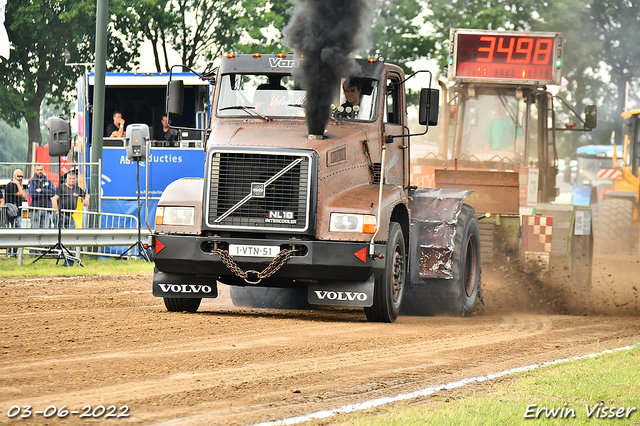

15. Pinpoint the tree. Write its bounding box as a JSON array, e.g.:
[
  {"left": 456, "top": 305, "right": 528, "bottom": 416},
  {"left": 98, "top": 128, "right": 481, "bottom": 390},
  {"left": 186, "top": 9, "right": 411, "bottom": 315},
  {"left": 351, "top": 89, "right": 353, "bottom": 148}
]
[
  {"left": 115, "top": 0, "right": 293, "bottom": 73},
  {"left": 110, "top": 0, "right": 179, "bottom": 73},
  {"left": 365, "top": 0, "right": 435, "bottom": 75},
  {"left": 1, "top": 1, "right": 92, "bottom": 162},
  {"left": 426, "top": 0, "right": 540, "bottom": 70},
  {"left": 0, "top": 1, "right": 138, "bottom": 163},
  {"left": 589, "top": 0, "right": 640, "bottom": 137},
  {"left": 0, "top": 120, "right": 28, "bottom": 163},
  {"left": 425, "top": 0, "right": 640, "bottom": 150},
  {"left": 530, "top": 0, "right": 608, "bottom": 153}
]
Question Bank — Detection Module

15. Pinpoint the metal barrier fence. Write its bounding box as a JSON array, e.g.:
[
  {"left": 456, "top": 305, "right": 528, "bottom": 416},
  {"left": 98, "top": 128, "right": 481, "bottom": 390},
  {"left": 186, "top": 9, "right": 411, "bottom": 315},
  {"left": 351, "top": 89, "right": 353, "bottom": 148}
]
[
  {"left": 1, "top": 161, "right": 153, "bottom": 262},
  {"left": 0, "top": 161, "right": 99, "bottom": 206}
]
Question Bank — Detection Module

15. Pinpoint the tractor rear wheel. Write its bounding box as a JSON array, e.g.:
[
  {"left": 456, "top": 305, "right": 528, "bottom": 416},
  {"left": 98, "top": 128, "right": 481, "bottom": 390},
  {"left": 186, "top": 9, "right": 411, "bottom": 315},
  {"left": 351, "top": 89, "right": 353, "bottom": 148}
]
[{"left": 596, "top": 198, "right": 634, "bottom": 253}]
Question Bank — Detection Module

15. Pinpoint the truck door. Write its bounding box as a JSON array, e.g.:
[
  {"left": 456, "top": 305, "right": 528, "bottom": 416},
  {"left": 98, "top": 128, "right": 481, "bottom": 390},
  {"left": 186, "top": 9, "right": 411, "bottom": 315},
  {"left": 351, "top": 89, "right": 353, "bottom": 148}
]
[{"left": 383, "top": 73, "right": 408, "bottom": 187}]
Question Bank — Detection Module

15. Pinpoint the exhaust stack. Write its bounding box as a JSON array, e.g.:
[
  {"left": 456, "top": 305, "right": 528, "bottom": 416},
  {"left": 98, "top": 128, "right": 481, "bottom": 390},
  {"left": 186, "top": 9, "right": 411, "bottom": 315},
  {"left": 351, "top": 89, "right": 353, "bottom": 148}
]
[{"left": 283, "top": 0, "right": 375, "bottom": 136}]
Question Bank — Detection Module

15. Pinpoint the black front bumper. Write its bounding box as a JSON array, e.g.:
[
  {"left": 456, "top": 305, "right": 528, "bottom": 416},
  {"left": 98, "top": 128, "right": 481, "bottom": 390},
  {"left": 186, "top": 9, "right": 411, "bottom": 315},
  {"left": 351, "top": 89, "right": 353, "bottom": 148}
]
[{"left": 152, "top": 234, "right": 386, "bottom": 286}]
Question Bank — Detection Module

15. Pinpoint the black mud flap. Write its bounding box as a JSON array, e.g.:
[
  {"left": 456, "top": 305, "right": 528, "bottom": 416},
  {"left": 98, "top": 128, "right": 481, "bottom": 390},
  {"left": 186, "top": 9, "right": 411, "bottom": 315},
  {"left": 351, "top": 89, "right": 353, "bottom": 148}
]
[
  {"left": 307, "top": 273, "right": 375, "bottom": 307},
  {"left": 153, "top": 271, "right": 218, "bottom": 298}
]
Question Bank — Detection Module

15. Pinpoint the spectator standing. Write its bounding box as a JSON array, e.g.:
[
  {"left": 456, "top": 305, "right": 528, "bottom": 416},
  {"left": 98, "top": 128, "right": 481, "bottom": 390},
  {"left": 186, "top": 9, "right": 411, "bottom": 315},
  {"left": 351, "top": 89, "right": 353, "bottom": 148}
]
[
  {"left": 52, "top": 172, "right": 89, "bottom": 229},
  {"left": 28, "top": 164, "right": 56, "bottom": 228},
  {"left": 5, "top": 169, "right": 28, "bottom": 256}
]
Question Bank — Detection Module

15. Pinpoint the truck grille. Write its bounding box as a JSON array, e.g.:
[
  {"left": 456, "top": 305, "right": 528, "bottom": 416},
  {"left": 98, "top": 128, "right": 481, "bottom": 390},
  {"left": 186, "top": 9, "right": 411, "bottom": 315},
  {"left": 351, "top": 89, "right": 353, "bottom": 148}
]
[{"left": 207, "top": 151, "right": 312, "bottom": 231}]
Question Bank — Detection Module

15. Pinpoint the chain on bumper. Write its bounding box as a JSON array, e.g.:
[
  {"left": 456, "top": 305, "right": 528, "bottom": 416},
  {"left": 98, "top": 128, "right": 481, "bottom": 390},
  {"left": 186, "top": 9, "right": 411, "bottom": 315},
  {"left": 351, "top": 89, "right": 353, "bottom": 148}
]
[{"left": 215, "top": 248, "right": 296, "bottom": 284}]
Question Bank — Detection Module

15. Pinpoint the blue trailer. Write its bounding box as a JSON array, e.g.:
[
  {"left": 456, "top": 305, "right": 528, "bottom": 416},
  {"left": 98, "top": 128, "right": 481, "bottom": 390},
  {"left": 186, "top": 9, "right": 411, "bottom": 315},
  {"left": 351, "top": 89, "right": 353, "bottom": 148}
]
[{"left": 74, "top": 72, "right": 211, "bottom": 226}]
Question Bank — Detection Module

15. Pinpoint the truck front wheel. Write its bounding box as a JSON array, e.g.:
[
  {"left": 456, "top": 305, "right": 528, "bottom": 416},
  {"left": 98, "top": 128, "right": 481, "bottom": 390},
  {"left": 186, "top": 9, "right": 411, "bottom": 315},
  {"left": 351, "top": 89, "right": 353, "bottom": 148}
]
[
  {"left": 163, "top": 297, "right": 201, "bottom": 313},
  {"left": 364, "top": 222, "right": 405, "bottom": 323}
]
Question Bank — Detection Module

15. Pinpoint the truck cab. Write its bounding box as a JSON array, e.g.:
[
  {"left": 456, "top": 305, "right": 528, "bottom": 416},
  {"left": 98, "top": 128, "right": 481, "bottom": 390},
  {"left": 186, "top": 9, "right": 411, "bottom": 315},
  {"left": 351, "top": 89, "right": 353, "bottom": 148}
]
[
  {"left": 570, "top": 144, "right": 622, "bottom": 206},
  {"left": 152, "top": 54, "right": 482, "bottom": 322}
]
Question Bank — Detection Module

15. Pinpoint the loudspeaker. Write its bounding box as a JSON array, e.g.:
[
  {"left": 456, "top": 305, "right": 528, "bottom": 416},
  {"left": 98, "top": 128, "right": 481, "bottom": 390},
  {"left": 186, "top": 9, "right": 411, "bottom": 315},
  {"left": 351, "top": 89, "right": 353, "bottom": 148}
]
[
  {"left": 125, "top": 124, "right": 150, "bottom": 161},
  {"left": 47, "top": 117, "right": 72, "bottom": 157}
]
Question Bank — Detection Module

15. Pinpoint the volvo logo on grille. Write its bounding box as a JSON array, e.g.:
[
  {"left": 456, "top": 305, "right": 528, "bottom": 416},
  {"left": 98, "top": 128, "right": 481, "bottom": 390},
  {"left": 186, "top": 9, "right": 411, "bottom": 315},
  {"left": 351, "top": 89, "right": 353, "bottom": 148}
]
[{"left": 251, "top": 182, "right": 266, "bottom": 198}]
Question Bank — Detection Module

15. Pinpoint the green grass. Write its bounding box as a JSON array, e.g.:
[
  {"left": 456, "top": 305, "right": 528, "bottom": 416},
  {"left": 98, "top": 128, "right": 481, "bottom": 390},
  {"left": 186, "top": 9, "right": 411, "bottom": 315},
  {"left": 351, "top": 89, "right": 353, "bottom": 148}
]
[
  {"left": 0, "top": 253, "right": 154, "bottom": 277},
  {"left": 323, "top": 346, "right": 640, "bottom": 426}
]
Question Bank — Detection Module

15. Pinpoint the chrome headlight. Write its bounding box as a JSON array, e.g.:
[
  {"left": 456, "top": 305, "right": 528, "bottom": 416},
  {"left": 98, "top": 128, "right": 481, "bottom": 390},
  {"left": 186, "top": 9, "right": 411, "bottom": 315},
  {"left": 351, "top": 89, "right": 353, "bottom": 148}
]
[
  {"left": 156, "top": 206, "right": 195, "bottom": 226},
  {"left": 329, "top": 213, "right": 377, "bottom": 233}
]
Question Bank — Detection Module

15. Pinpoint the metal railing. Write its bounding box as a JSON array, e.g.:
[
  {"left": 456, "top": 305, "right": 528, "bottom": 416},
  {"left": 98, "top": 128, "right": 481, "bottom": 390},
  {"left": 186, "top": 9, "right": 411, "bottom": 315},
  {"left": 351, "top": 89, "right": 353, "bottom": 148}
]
[
  {"left": 1, "top": 159, "right": 153, "bottom": 263},
  {"left": 0, "top": 205, "right": 150, "bottom": 251}
]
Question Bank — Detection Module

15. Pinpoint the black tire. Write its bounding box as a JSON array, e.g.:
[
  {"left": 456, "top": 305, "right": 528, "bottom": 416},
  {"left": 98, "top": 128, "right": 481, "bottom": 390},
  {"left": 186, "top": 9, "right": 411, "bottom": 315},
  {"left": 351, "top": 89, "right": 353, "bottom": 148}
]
[
  {"left": 229, "top": 286, "right": 310, "bottom": 310},
  {"left": 163, "top": 297, "right": 201, "bottom": 313},
  {"left": 404, "top": 204, "right": 480, "bottom": 316},
  {"left": 364, "top": 222, "right": 405, "bottom": 323},
  {"left": 595, "top": 198, "right": 634, "bottom": 253}
]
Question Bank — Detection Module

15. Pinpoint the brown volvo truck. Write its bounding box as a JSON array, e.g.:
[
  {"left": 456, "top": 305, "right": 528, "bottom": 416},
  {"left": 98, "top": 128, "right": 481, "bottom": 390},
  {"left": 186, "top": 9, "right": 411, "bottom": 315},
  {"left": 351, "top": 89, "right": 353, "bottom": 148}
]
[{"left": 151, "top": 54, "right": 481, "bottom": 322}]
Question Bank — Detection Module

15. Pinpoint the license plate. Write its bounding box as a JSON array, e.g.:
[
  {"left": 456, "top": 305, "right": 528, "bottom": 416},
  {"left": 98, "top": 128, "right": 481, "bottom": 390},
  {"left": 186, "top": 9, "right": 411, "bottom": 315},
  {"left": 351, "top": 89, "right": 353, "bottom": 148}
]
[{"left": 229, "top": 244, "right": 280, "bottom": 258}]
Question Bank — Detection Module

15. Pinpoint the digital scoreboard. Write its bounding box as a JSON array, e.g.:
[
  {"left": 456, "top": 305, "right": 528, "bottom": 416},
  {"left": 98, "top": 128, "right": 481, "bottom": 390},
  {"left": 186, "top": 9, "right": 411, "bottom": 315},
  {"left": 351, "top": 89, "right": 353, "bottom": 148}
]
[{"left": 448, "top": 29, "right": 563, "bottom": 85}]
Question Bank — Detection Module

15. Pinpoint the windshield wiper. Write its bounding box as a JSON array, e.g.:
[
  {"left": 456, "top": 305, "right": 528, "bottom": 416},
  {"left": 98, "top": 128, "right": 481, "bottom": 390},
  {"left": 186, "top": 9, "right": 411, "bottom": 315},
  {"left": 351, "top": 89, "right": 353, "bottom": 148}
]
[{"left": 219, "top": 105, "right": 271, "bottom": 122}]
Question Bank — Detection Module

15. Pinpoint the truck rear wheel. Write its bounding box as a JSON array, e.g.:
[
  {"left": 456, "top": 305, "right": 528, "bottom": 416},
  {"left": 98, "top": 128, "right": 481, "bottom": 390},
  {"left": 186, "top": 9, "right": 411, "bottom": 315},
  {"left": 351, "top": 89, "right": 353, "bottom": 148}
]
[
  {"left": 364, "top": 222, "right": 405, "bottom": 323},
  {"left": 163, "top": 297, "right": 201, "bottom": 313},
  {"left": 403, "top": 204, "right": 480, "bottom": 316}
]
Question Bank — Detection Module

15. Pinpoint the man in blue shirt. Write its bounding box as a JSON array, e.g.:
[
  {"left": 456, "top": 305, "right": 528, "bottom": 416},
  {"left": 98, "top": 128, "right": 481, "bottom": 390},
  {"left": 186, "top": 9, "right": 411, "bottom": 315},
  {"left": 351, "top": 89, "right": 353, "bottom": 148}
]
[
  {"left": 28, "top": 164, "right": 56, "bottom": 228},
  {"left": 486, "top": 97, "right": 522, "bottom": 150}
]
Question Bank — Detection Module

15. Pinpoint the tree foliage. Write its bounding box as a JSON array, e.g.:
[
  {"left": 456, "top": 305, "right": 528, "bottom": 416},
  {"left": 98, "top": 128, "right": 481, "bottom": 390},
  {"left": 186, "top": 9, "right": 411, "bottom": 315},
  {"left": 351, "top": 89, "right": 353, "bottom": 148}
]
[
  {"left": 0, "top": 0, "right": 137, "bottom": 162},
  {"left": 427, "top": 0, "right": 541, "bottom": 70},
  {"left": 425, "top": 0, "right": 640, "bottom": 150},
  {"left": 365, "top": 0, "right": 435, "bottom": 74},
  {"left": 0, "top": 120, "right": 28, "bottom": 163},
  {"left": 115, "top": 0, "right": 293, "bottom": 73},
  {"left": 0, "top": 1, "right": 95, "bottom": 150},
  {"left": 590, "top": 0, "right": 640, "bottom": 131}
]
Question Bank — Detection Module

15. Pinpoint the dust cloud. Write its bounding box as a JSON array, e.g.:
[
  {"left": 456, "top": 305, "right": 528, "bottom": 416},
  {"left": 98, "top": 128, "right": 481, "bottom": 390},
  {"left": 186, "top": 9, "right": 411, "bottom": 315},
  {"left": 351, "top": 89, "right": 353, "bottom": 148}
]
[{"left": 476, "top": 249, "right": 640, "bottom": 317}]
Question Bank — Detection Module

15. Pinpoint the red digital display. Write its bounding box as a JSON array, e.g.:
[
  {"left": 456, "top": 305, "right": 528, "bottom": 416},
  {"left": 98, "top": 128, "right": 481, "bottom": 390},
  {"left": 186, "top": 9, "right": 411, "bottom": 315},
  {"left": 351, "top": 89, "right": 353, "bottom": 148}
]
[{"left": 454, "top": 33, "right": 560, "bottom": 83}]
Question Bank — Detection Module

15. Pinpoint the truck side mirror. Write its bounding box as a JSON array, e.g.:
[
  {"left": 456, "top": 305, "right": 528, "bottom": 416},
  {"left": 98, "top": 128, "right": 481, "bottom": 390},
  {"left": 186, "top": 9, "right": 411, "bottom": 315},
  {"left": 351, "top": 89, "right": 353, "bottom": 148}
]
[
  {"left": 419, "top": 88, "right": 440, "bottom": 126},
  {"left": 585, "top": 105, "right": 597, "bottom": 129},
  {"left": 166, "top": 80, "right": 184, "bottom": 117}
]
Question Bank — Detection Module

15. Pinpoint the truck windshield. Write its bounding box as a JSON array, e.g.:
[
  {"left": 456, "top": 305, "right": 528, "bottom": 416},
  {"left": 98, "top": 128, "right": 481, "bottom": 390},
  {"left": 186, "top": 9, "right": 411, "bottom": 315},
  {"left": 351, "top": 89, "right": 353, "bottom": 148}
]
[
  {"left": 576, "top": 156, "right": 613, "bottom": 186},
  {"left": 458, "top": 93, "right": 526, "bottom": 164},
  {"left": 216, "top": 73, "right": 378, "bottom": 121}
]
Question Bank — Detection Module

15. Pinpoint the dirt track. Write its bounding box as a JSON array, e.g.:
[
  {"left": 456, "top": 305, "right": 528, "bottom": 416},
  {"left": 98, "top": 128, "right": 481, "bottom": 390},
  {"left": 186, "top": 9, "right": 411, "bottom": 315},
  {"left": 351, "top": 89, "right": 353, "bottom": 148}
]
[{"left": 1, "top": 252, "right": 639, "bottom": 425}]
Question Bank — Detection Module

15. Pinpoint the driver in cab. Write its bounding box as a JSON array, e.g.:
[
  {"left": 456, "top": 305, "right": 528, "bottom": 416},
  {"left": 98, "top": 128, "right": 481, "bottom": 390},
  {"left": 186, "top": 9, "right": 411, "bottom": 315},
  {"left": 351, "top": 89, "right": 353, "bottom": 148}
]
[
  {"left": 486, "top": 98, "right": 522, "bottom": 150},
  {"left": 336, "top": 77, "right": 362, "bottom": 118}
]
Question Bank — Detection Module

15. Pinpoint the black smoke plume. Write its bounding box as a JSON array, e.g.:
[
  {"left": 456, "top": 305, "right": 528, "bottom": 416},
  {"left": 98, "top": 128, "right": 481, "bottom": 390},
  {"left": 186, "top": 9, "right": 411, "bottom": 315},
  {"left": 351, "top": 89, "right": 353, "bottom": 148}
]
[{"left": 283, "top": 0, "right": 376, "bottom": 136}]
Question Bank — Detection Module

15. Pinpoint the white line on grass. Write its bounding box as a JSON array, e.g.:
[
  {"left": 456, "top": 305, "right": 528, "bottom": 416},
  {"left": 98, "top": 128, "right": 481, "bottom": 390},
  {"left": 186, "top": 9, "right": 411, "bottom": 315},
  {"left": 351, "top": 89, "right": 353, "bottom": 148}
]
[{"left": 250, "top": 345, "right": 636, "bottom": 426}]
